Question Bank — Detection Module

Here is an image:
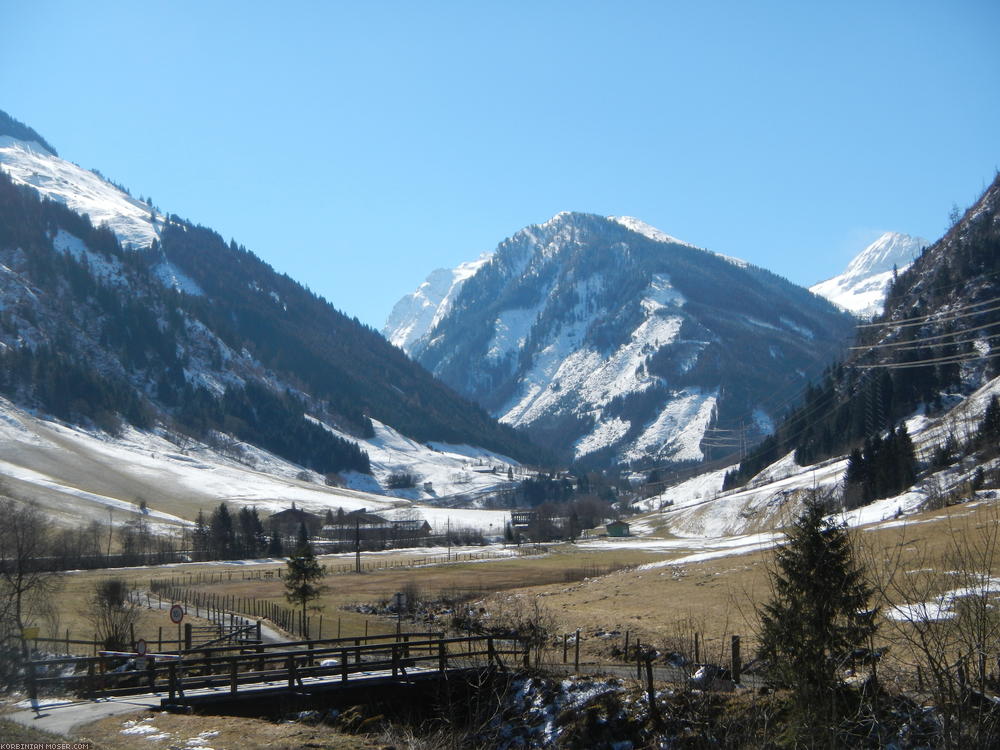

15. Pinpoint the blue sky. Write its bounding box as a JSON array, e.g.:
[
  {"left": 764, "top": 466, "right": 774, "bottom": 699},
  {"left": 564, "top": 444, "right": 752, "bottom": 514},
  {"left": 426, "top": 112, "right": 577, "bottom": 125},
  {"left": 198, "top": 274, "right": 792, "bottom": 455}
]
[{"left": 3, "top": 1, "right": 998, "bottom": 329}]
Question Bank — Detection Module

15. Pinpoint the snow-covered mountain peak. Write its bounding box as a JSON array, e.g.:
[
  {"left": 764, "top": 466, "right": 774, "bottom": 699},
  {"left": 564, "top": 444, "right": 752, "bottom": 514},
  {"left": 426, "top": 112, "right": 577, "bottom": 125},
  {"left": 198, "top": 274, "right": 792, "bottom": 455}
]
[
  {"left": 0, "top": 133, "right": 160, "bottom": 250},
  {"left": 811, "top": 231, "right": 926, "bottom": 317},
  {"left": 845, "top": 231, "right": 925, "bottom": 278},
  {"left": 382, "top": 251, "right": 492, "bottom": 352}
]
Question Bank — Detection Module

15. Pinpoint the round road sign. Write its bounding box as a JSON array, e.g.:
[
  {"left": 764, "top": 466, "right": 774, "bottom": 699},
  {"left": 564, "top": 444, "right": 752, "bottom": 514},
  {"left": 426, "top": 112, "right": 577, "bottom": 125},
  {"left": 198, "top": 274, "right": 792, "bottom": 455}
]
[
  {"left": 169, "top": 604, "right": 184, "bottom": 624},
  {"left": 136, "top": 638, "right": 148, "bottom": 656}
]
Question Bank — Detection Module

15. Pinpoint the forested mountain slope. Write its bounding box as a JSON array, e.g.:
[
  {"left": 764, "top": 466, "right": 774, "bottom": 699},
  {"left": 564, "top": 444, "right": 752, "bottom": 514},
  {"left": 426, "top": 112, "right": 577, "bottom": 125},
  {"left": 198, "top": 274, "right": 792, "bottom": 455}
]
[
  {"left": 725, "top": 172, "right": 1000, "bottom": 490},
  {"left": 0, "top": 110, "right": 541, "bottom": 484}
]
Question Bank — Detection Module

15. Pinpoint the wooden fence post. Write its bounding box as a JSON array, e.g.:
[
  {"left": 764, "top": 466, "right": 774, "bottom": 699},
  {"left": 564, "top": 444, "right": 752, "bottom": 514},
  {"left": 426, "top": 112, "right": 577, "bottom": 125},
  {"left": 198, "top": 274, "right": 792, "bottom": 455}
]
[
  {"left": 574, "top": 630, "right": 580, "bottom": 672},
  {"left": 645, "top": 655, "right": 659, "bottom": 722},
  {"left": 731, "top": 635, "right": 741, "bottom": 684}
]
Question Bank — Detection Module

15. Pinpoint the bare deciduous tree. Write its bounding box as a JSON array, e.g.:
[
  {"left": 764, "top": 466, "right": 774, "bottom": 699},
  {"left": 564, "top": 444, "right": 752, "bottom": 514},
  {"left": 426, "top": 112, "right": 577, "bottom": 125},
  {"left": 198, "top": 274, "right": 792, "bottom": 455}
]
[
  {"left": 866, "top": 508, "right": 1000, "bottom": 747},
  {"left": 87, "top": 578, "right": 141, "bottom": 651},
  {"left": 0, "top": 496, "right": 61, "bottom": 652}
]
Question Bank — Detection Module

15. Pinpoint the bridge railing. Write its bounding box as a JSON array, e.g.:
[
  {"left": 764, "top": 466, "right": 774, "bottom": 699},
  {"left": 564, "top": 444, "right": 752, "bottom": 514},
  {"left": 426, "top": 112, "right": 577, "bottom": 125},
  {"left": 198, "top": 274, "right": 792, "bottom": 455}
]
[{"left": 24, "top": 632, "right": 527, "bottom": 701}]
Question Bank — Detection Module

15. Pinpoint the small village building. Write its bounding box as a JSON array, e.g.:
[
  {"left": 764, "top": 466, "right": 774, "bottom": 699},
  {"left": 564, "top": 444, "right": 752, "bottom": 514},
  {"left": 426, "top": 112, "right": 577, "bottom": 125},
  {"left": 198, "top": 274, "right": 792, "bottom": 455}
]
[
  {"left": 268, "top": 504, "right": 323, "bottom": 537},
  {"left": 321, "top": 509, "right": 391, "bottom": 542},
  {"left": 510, "top": 509, "right": 537, "bottom": 529},
  {"left": 606, "top": 520, "right": 631, "bottom": 537},
  {"left": 391, "top": 518, "right": 432, "bottom": 536}
]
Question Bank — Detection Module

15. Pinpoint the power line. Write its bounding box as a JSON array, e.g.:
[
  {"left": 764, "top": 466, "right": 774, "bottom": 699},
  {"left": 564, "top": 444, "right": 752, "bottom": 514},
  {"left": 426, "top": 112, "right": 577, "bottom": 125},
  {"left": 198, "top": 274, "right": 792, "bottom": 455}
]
[
  {"left": 848, "top": 320, "right": 1000, "bottom": 350},
  {"left": 850, "top": 351, "right": 1000, "bottom": 370},
  {"left": 854, "top": 298, "right": 1000, "bottom": 331}
]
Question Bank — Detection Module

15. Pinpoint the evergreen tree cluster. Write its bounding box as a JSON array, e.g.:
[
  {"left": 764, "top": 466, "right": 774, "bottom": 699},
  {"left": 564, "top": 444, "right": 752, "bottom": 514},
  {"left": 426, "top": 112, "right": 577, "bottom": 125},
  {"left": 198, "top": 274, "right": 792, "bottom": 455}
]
[
  {"left": 0, "top": 110, "right": 58, "bottom": 155},
  {"left": 221, "top": 382, "right": 370, "bottom": 474},
  {"left": 843, "top": 425, "right": 917, "bottom": 509},
  {"left": 191, "top": 503, "right": 267, "bottom": 561}
]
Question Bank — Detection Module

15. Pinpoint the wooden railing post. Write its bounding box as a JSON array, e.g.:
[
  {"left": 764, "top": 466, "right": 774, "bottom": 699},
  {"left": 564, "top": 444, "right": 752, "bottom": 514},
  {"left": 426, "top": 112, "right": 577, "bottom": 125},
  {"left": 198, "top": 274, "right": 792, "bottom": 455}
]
[
  {"left": 439, "top": 639, "right": 447, "bottom": 672},
  {"left": 522, "top": 639, "right": 530, "bottom": 669},
  {"left": 341, "top": 649, "right": 349, "bottom": 682},
  {"left": 287, "top": 656, "right": 296, "bottom": 690},
  {"left": 230, "top": 656, "right": 238, "bottom": 694},
  {"left": 488, "top": 636, "right": 496, "bottom": 666},
  {"left": 392, "top": 644, "right": 399, "bottom": 677},
  {"left": 167, "top": 662, "right": 177, "bottom": 702}
]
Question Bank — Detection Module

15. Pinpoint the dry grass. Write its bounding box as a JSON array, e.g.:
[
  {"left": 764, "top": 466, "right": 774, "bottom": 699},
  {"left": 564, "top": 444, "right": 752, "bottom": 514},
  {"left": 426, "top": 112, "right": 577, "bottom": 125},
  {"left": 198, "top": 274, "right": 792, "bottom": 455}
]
[
  {"left": 75, "top": 710, "right": 384, "bottom": 750},
  {"left": 33, "top": 498, "right": 1000, "bottom": 670}
]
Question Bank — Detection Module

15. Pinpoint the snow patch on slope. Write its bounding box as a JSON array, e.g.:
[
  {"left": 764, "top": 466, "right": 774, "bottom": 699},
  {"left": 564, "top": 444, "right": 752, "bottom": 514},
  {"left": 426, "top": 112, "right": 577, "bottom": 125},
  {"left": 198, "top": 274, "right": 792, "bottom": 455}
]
[
  {"left": 52, "top": 229, "right": 127, "bottom": 286},
  {"left": 488, "top": 305, "right": 544, "bottom": 362},
  {"left": 501, "top": 273, "right": 693, "bottom": 460},
  {"left": 0, "top": 135, "right": 159, "bottom": 250},
  {"left": 153, "top": 260, "right": 204, "bottom": 296},
  {"left": 306, "top": 415, "right": 521, "bottom": 503},
  {"left": 625, "top": 390, "right": 717, "bottom": 463}
]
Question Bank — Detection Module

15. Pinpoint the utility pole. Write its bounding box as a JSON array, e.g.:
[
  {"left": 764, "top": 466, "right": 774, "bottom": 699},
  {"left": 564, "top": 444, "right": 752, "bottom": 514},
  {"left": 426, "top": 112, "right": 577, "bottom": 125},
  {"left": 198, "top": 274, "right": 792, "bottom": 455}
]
[{"left": 354, "top": 517, "right": 361, "bottom": 574}]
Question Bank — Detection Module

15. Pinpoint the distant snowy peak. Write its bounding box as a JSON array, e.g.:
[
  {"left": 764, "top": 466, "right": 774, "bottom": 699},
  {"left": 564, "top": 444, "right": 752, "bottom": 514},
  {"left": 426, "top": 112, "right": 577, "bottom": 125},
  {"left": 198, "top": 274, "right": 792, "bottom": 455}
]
[
  {"left": 383, "top": 252, "right": 492, "bottom": 353},
  {"left": 0, "top": 134, "right": 159, "bottom": 251},
  {"left": 811, "top": 232, "right": 926, "bottom": 317}
]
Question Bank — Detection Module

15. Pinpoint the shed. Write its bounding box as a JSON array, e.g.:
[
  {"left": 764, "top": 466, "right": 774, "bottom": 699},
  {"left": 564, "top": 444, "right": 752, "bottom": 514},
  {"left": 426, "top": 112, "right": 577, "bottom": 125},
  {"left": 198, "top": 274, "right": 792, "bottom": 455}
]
[{"left": 606, "top": 520, "right": 631, "bottom": 537}]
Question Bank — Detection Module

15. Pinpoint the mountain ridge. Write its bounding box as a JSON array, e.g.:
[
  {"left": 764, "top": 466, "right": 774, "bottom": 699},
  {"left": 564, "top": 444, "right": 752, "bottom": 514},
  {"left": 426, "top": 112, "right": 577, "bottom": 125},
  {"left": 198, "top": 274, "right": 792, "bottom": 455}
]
[{"left": 387, "top": 211, "right": 857, "bottom": 467}]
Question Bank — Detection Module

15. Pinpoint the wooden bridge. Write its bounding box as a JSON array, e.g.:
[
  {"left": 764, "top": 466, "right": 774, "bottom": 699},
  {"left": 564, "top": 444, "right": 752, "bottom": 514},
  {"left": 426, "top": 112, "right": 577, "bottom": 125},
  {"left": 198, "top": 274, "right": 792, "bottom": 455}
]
[{"left": 26, "top": 632, "right": 527, "bottom": 710}]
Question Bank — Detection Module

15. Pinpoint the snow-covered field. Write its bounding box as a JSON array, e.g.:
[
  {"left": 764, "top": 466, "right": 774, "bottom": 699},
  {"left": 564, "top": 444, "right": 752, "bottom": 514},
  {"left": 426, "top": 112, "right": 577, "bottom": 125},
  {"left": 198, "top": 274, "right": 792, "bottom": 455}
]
[{"left": 0, "top": 395, "right": 515, "bottom": 535}]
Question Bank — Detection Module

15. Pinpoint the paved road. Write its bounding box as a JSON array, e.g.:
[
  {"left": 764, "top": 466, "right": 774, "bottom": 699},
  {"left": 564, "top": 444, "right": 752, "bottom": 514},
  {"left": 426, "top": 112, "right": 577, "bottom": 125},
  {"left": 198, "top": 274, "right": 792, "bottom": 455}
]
[{"left": 6, "top": 694, "right": 163, "bottom": 737}]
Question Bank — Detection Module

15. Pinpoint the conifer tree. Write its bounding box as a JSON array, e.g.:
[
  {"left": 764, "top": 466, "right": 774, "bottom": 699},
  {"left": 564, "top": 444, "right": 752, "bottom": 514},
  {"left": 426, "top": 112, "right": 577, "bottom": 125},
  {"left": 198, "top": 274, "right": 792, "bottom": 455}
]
[
  {"left": 758, "top": 500, "right": 878, "bottom": 739},
  {"left": 284, "top": 523, "right": 325, "bottom": 630}
]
